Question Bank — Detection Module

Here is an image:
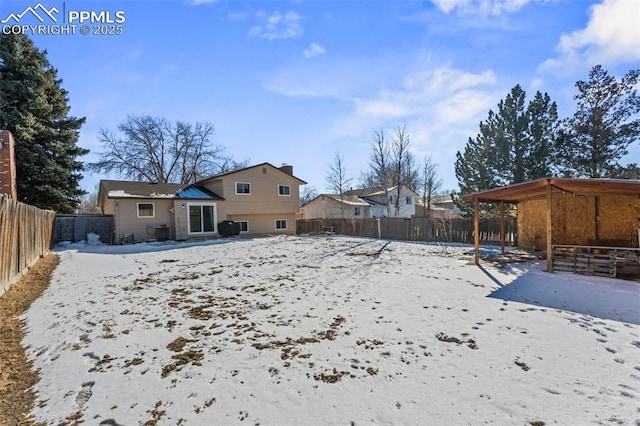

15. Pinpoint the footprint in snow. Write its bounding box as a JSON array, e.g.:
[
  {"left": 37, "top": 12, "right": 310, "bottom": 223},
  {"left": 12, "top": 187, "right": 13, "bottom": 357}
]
[{"left": 75, "top": 381, "right": 95, "bottom": 407}]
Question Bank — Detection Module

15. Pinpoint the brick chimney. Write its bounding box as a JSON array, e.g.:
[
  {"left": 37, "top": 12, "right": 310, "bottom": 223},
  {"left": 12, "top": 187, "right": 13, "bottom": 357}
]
[
  {"left": 0, "top": 130, "right": 18, "bottom": 200},
  {"left": 279, "top": 164, "right": 293, "bottom": 176}
]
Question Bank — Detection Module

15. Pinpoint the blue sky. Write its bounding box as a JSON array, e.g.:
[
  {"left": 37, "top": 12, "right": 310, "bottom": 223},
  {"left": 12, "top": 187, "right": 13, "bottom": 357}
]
[{"left": 2, "top": 0, "right": 639, "bottom": 194}]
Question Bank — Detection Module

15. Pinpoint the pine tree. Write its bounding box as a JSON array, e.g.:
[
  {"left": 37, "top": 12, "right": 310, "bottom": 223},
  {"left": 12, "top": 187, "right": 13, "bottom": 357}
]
[
  {"left": 454, "top": 85, "right": 558, "bottom": 215},
  {"left": 0, "top": 33, "right": 87, "bottom": 212},
  {"left": 554, "top": 65, "right": 640, "bottom": 178}
]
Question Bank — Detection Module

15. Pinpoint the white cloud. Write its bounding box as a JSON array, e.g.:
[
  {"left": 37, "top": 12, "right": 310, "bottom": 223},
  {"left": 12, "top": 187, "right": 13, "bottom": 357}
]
[
  {"left": 228, "top": 11, "right": 247, "bottom": 20},
  {"left": 249, "top": 11, "right": 303, "bottom": 40},
  {"left": 303, "top": 42, "right": 326, "bottom": 58},
  {"left": 189, "top": 0, "right": 221, "bottom": 5},
  {"left": 430, "top": 0, "right": 533, "bottom": 16},
  {"left": 332, "top": 66, "right": 499, "bottom": 152},
  {"left": 529, "top": 78, "right": 545, "bottom": 91},
  {"left": 540, "top": 0, "right": 640, "bottom": 72}
]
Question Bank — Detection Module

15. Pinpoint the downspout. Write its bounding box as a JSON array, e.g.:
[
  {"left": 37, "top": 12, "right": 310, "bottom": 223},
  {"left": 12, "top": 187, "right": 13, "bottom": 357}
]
[
  {"left": 115, "top": 199, "right": 120, "bottom": 244},
  {"left": 170, "top": 206, "right": 175, "bottom": 240}
]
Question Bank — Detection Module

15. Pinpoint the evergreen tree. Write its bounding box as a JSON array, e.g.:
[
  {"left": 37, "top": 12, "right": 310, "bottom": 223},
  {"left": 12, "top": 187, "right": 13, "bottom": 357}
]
[
  {"left": 454, "top": 85, "right": 558, "bottom": 215},
  {"left": 554, "top": 65, "right": 640, "bottom": 178},
  {"left": 0, "top": 33, "right": 87, "bottom": 212}
]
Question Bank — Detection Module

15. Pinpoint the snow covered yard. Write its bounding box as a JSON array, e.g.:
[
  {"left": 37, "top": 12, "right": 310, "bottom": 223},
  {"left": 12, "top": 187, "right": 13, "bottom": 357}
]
[{"left": 23, "top": 236, "right": 640, "bottom": 425}]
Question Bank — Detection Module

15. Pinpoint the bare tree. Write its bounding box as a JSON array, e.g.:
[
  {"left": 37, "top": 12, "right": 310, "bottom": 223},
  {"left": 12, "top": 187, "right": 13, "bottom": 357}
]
[
  {"left": 362, "top": 126, "right": 418, "bottom": 217},
  {"left": 361, "top": 128, "right": 393, "bottom": 216},
  {"left": 420, "top": 155, "right": 443, "bottom": 217},
  {"left": 326, "top": 152, "right": 352, "bottom": 220},
  {"left": 76, "top": 188, "right": 99, "bottom": 214},
  {"left": 391, "top": 125, "right": 412, "bottom": 217},
  {"left": 89, "top": 115, "right": 232, "bottom": 184},
  {"left": 300, "top": 185, "right": 319, "bottom": 206}
]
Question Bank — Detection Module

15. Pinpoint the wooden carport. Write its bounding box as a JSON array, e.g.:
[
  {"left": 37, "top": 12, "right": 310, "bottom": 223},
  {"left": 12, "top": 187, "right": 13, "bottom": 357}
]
[{"left": 462, "top": 178, "right": 640, "bottom": 273}]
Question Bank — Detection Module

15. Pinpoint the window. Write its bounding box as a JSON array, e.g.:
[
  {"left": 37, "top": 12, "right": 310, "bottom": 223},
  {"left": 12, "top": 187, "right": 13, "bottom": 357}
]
[
  {"left": 354, "top": 207, "right": 361, "bottom": 216},
  {"left": 236, "top": 182, "right": 251, "bottom": 194},
  {"left": 406, "top": 196, "right": 412, "bottom": 205},
  {"left": 278, "top": 185, "right": 291, "bottom": 196},
  {"left": 188, "top": 203, "right": 217, "bottom": 234},
  {"left": 237, "top": 221, "right": 248, "bottom": 233},
  {"left": 137, "top": 203, "right": 155, "bottom": 218},
  {"left": 389, "top": 195, "right": 395, "bottom": 204},
  {"left": 275, "top": 219, "right": 287, "bottom": 230}
]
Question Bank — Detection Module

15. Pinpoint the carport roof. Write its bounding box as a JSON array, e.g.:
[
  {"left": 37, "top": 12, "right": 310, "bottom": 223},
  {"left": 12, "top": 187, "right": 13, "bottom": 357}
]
[{"left": 462, "top": 178, "right": 640, "bottom": 203}]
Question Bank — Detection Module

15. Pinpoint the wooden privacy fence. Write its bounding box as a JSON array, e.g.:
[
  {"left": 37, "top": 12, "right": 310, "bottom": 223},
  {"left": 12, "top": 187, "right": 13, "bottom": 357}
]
[
  {"left": 296, "top": 216, "right": 517, "bottom": 246},
  {"left": 0, "top": 195, "right": 56, "bottom": 297}
]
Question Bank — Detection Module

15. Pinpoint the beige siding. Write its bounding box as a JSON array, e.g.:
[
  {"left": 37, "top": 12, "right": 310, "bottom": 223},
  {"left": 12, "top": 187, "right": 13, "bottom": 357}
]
[
  {"left": 204, "top": 165, "right": 300, "bottom": 216},
  {"left": 111, "top": 198, "right": 175, "bottom": 243},
  {"left": 302, "top": 197, "right": 369, "bottom": 219},
  {"left": 104, "top": 164, "right": 304, "bottom": 242},
  {"left": 227, "top": 213, "right": 297, "bottom": 235},
  {"left": 172, "top": 199, "right": 219, "bottom": 240}
]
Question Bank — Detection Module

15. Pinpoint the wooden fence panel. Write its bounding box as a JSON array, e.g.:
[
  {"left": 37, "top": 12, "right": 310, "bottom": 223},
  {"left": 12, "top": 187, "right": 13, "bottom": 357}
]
[
  {"left": 0, "top": 195, "right": 56, "bottom": 297},
  {"left": 296, "top": 216, "right": 517, "bottom": 246}
]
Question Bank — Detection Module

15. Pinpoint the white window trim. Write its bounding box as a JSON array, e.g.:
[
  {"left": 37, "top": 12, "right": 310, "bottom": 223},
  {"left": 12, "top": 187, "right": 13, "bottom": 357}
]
[
  {"left": 275, "top": 219, "right": 287, "bottom": 230},
  {"left": 137, "top": 202, "right": 155, "bottom": 218},
  {"left": 235, "top": 182, "right": 251, "bottom": 195},
  {"left": 237, "top": 220, "right": 249, "bottom": 233},
  {"left": 278, "top": 184, "right": 291, "bottom": 196},
  {"left": 187, "top": 202, "right": 217, "bottom": 234}
]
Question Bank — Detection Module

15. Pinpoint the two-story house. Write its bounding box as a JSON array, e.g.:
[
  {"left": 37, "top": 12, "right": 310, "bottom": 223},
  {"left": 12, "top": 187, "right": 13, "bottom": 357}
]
[
  {"left": 97, "top": 163, "right": 306, "bottom": 243},
  {"left": 301, "top": 185, "right": 418, "bottom": 219}
]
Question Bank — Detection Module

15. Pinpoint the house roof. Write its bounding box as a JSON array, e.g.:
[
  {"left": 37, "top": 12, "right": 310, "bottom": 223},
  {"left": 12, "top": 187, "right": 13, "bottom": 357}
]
[
  {"left": 100, "top": 180, "right": 187, "bottom": 199},
  {"left": 99, "top": 180, "right": 224, "bottom": 204},
  {"left": 343, "top": 184, "right": 419, "bottom": 198},
  {"left": 174, "top": 186, "right": 224, "bottom": 200},
  {"left": 197, "top": 162, "right": 307, "bottom": 185},
  {"left": 462, "top": 178, "right": 640, "bottom": 203},
  {"left": 325, "top": 194, "right": 372, "bottom": 206}
]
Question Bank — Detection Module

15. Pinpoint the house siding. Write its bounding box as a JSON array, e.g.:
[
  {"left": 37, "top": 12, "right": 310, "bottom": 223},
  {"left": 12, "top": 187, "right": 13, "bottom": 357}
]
[
  {"left": 302, "top": 197, "right": 370, "bottom": 219},
  {"left": 104, "top": 198, "right": 175, "bottom": 243},
  {"left": 202, "top": 165, "right": 300, "bottom": 216},
  {"left": 99, "top": 163, "right": 304, "bottom": 242},
  {"left": 227, "top": 213, "right": 297, "bottom": 235}
]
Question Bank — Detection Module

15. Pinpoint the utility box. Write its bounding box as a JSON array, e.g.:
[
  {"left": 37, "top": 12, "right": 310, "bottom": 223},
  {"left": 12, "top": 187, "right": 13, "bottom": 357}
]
[
  {"left": 218, "top": 221, "right": 240, "bottom": 237},
  {"left": 155, "top": 226, "right": 170, "bottom": 242}
]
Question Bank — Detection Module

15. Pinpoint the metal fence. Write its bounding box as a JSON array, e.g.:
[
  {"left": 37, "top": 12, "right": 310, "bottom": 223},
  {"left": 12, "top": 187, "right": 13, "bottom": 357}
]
[
  {"left": 53, "top": 214, "right": 114, "bottom": 244},
  {"left": 0, "top": 195, "right": 56, "bottom": 296},
  {"left": 296, "top": 216, "right": 517, "bottom": 246}
]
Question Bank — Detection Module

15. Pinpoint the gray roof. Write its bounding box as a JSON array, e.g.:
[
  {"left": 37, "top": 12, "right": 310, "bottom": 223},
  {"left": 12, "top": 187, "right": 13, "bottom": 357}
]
[{"left": 100, "top": 180, "right": 187, "bottom": 199}]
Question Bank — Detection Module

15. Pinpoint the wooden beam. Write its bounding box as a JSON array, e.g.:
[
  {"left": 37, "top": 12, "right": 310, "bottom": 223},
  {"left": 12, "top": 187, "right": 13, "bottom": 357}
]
[
  {"left": 546, "top": 181, "right": 553, "bottom": 272},
  {"left": 474, "top": 198, "right": 480, "bottom": 264},
  {"left": 500, "top": 201, "right": 505, "bottom": 255}
]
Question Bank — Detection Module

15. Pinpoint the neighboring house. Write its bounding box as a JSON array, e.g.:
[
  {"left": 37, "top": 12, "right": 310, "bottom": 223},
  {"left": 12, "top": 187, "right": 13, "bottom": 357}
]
[
  {"left": 413, "top": 194, "right": 463, "bottom": 218},
  {"left": 301, "top": 185, "right": 418, "bottom": 219},
  {"left": 97, "top": 163, "right": 306, "bottom": 243}
]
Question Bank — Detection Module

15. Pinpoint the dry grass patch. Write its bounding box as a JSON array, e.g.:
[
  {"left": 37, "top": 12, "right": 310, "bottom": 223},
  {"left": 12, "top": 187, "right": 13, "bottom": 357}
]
[{"left": 0, "top": 253, "right": 59, "bottom": 426}]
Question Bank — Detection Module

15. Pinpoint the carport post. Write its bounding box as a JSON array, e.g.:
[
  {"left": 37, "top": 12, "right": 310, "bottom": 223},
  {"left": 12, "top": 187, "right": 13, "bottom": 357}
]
[
  {"left": 500, "top": 201, "right": 505, "bottom": 255},
  {"left": 474, "top": 198, "right": 479, "bottom": 264},
  {"left": 546, "top": 181, "right": 553, "bottom": 272}
]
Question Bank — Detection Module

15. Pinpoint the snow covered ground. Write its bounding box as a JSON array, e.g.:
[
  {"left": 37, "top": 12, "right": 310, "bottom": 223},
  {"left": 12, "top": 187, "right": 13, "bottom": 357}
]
[{"left": 23, "top": 236, "right": 640, "bottom": 425}]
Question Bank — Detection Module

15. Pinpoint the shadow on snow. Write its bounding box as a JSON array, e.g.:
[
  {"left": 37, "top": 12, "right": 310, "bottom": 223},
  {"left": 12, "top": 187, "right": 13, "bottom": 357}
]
[{"left": 485, "top": 262, "right": 640, "bottom": 325}]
